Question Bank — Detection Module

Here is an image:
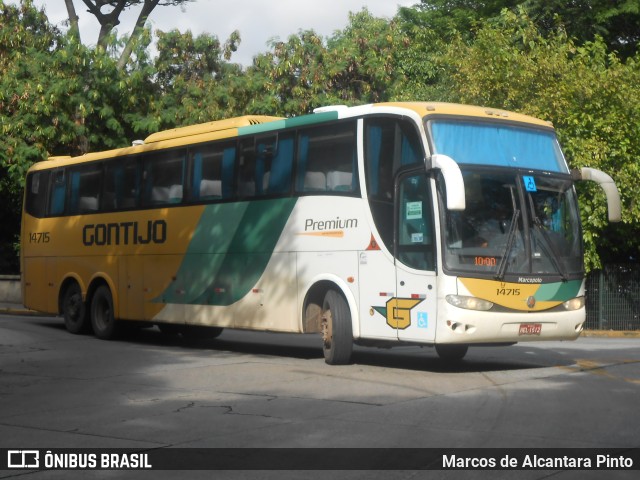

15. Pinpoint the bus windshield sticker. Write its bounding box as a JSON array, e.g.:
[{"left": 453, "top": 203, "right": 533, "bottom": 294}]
[
  {"left": 523, "top": 176, "right": 537, "bottom": 192},
  {"left": 406, "top": 201, "right": 422, "bottom": 220}
]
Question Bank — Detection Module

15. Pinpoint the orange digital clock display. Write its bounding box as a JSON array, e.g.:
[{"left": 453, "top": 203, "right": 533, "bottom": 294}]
[{"left": 475, "top": 256, "right": 497, "bottom": 267}]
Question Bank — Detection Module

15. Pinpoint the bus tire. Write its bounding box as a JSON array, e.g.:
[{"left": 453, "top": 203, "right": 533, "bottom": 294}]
[
  {"left": 435, "top": 344, "right": 468, "bottom": 362},
  {"left": 62, "top": 283, "right": 90, "bottom": 334},
  {"left": 321, "top": 289, "right": 353, "bottom": 365},
  {"left": 91, "top": 285, "right": 118, "bottom": 340}
]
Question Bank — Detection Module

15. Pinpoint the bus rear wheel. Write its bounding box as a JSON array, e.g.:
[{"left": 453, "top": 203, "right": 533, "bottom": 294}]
[
  {"left": 62, "top": 283, "right": 90, "bottom": 334},
  {"left": 435, "top": 344, "right": 468, "bottom": 362},
  {"left": 91, "top": 285, "right": 118, "bottom": 340},
  {"left": 321, "top": 290, "right": 353, "bottom": 365}
]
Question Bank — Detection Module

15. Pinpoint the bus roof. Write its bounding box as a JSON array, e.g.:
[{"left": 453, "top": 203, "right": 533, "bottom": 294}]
[
  {"left": 143, "top": 115, "right": 283, "bottom": 143},
  {"left": 32, "top": 102, "right": 553, "bottom": 171},
  {"left": 373, "top": 102, "right": 553, "bottom": 128}
]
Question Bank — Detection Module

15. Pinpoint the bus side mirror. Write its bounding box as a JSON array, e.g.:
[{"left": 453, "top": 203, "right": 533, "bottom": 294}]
[
  {"left": 431, "top": 154, "right": 466, "bottom": 211},
  {"left": 572, "top": 167, "right": 622, "bottom": 223}
]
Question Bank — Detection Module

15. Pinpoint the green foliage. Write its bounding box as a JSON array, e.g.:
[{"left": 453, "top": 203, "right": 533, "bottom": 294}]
[
  {"left": 134, "top": 28, "right": 246, "bottom": 130},
  {"left": 1, "top": 0, "right": 61, "bottom": 192},
  {"left": 247, "top": 10, "right": 405, "bottom": 116},
  {"left": 409, "top": 0, "right": 640, "bottom": 58},
  {"left": 406, "top": 0, "right": 520, "bottom": 38},
  {"left": 521, "top": 0, "right": 640, "bottom": 58}
]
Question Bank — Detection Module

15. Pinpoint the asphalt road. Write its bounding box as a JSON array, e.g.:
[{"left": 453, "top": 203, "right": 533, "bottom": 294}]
[{"left": 1, "top": 313, "right": 639, "bottom": 479}]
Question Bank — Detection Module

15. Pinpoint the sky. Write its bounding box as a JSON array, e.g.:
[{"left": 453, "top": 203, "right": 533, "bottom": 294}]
[{"left": 26, "top": 0, "right": 419, "bottom": 66}]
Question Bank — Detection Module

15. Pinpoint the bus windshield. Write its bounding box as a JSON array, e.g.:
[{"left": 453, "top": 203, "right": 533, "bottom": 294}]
[
  {"left": 438, "top": 169, "right": 583, "bottom": 279},
  {"left": 430, "top": 120, "right": 568, "bottom": 173}
]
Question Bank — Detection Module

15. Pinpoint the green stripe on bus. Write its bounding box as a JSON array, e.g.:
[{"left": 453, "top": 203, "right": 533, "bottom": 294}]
[
  {"left": 238, "top": 111, "right": 340, "bottom": 136},
  {"left": 155, "top": 197, "right": 297, "bottom": 306},
  {"left": 536, "top": 279, "right": 582, "bottom": 301}
]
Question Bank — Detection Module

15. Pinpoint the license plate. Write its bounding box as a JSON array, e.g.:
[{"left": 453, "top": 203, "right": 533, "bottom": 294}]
[{"left": 519, "top": 323, "right": 542, "bottom": 335}]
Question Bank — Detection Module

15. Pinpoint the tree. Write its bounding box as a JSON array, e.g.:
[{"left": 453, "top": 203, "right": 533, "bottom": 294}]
[
  {"left": 138, "top": 28, "right": 242, "bottom": 130},
  {"left": 247, "top": 9, "right": 405, "bottom": 117},
  {"left": 66, "top": 0, "right": 194, "bottom": 69},
  {"left": 324, "top": 10, "right": 406, "bottom": 103}
]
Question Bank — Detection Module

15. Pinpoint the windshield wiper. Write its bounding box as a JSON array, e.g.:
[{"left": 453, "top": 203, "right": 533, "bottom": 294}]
[
  {"left": 496, "top": 209, "right": 520, "bottom": 281},
  {"left": 527, "top": 194, "right": 568, "bottom": 282}
]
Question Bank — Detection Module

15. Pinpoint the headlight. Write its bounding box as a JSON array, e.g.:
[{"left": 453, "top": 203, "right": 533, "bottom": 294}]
[
  {"left": 446, "top": 295, "right": 494, "bottom": 311},
  {"left": 562, "top": 297, "right": 585, "bottom": 311}
]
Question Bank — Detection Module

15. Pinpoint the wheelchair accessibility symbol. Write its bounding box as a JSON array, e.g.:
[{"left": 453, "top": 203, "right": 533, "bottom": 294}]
[{"left": 417, "top": 312, "right": 428, "bottom": 328}]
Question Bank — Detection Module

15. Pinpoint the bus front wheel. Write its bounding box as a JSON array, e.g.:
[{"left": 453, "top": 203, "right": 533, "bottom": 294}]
[
  {"left": 435, "top": 344, "right": 468, "bottom": 362},
  {"left": 321, "top": 290, "right": 353, "bottom": 365},
  {"left": 91, "top": 285, "right": 118, "bottom": 340}
]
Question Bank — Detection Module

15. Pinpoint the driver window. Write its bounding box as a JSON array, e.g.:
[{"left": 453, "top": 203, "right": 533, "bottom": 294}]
[{"left": 397, "top": 174, "right": 435, "bottom": 270}]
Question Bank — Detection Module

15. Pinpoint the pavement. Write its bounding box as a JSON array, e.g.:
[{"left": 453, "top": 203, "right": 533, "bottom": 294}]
[{"left": 1, "top": 301, "right": 638, "bottom": 337}]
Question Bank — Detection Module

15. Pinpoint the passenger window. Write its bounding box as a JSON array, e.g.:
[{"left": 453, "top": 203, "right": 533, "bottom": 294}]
[
  {"left": 296, "top": 121, "right": 358, "bottom": 194},
  {"left": 237, "top": 139, "right": 257, "bottom": 198},
  {"left": 25, "top": 171, "right": 50, "bottom": 218},
  {"left": 142, "top": 150, "right": 186, "bottom": 206},
  {"left": 67, "top": 164, "right": 103, "bottom": 214},
  {"left": 104, "top": 159, "right": 140, "bottom": 210},
  {"left": 48, "top": 169, "right": 66, "bottom": 216},
  {"left": 256, "top": 133, "right": 294, "bottom": 195},
  {"left": 190, "top": 142, "right": 235, "bottom": 201}
]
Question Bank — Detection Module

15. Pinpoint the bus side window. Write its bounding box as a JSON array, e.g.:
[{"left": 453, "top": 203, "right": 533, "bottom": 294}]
[
  {"left": 257, "top": 133, "right": 294, "bottom": 196},
  {"left": 295, "top": 121, "right": 358, "bottom": 194},
  {"left": 190, "top": 142, "right": 236, "bottom": 202},
  {"left": 104, "top": 159, "right": 140, "bottom": 210},
  {"left": 237, "top": 139, "right": 256, "bottom": 198},
  {"left": 49, "top": 169, "right": 66, "bottom": 216},
  {"left": 142, "top": 149, "right": 186, "bottom": 206},
  {"left": 296, "top": 133, "right": 325, "bottom": 192},
  {"left": 67, "top": 164, "right": 102, "bottom": 214},
  {"left": 25, "top": 171, "right": 50, "bottom": 218}
]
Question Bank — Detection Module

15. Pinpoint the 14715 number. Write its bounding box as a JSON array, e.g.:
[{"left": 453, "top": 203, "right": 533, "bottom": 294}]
[{"left": 29, "top": 232, "right": 50, "bottom": 243}]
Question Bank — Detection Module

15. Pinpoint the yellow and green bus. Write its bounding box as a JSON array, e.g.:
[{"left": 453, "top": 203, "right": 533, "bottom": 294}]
[{"left": 21, "top": 102, "right": 621, "bottom": 363}]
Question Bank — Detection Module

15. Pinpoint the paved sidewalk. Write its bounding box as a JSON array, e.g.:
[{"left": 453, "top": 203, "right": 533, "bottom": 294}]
[{"left": 0, "top": 302, "right": 42, "bottom": 315}]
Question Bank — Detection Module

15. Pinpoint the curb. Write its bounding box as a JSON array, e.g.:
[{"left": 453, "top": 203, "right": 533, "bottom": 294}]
[
  {"left": 581, "top": 329, "right": 640, "bottom": 338},
  {"left": 0, "top": 307, "right": 46, "bottom": 316}
]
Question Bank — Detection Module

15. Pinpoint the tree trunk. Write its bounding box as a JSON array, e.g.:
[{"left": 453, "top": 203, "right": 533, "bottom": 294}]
[
  {"left": 117, "top": 0, "right": 161, "bottom": 70},
  {"left": 64, "top": 0, "right": 80, "bottom": 41}
]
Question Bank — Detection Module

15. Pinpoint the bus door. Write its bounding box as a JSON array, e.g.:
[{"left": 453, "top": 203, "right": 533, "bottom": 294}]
[{"left": 393, "top": 171, "right": 437, "bottom": 343}]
